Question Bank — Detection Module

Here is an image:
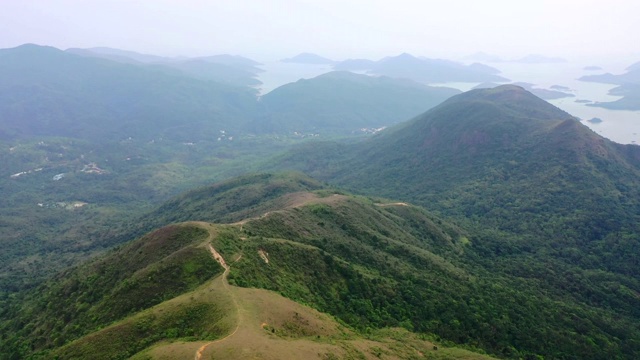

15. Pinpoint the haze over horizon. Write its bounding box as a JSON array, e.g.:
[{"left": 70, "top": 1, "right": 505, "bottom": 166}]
[{"left": 1, "top": 0, "right": 639, "bottom": 62}]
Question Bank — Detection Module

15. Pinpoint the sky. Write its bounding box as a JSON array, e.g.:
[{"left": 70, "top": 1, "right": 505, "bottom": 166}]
[{"left": 1, "top": 0, "right": 639, "bottom": 62}]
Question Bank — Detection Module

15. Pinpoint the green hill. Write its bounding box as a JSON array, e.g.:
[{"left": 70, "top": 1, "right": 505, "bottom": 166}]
[
  {"left": 270, "top": 86, "right": 640, "bottom": 358},
  {"left": 0, "top": 174, "right": 499, "bottom": 360},
  {"left": 0, "top": 222, "right": 224, "bottom": 359},
  {"left": 67, "top": 47, "right": 264, "bottom": 88},
  {"left": 137, "top": 172, "right": 327, "bottom": 228},
  {"left": 257, "top": 71, "right": 460, "bottom": 135},
  {"left": 0, "top": 44, "right": 259, "bottom": 141}
]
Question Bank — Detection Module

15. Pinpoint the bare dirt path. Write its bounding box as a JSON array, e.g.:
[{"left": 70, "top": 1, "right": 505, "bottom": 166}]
[
  {"left": 192, "top": 194, "right": 350, "bottom": 359},
  {"left": 375, "top": 202, "right": 409, "bottom": 207},
  {"left": 194, "top": 236, "right": 240, "bottom": 360}
]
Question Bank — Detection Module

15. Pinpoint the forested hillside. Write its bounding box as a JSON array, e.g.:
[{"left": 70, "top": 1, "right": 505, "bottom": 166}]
[
  {"left": 270, "top": 86, "right": 640, "bottom": 358},
  {"left": 256, "top": 71, "right": 459, "bottom": 134},
  {"left": 0, "top": 175, "right": 501, "bottom": 360}
]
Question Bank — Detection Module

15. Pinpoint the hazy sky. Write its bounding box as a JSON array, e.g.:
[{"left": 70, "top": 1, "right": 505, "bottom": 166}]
[{"left": 1, "top": 0, "right": 638, "bottom": 61}]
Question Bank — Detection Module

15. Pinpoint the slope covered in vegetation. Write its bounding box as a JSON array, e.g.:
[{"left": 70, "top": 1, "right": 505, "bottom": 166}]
[
  {"left": 270, "top": 86, "right": 640, "bottom": 358},
  {"left": 0, "top": 179, "right": 500, "bottom": 359}
]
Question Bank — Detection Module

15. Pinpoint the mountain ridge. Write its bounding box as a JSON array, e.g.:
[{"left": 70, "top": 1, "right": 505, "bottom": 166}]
[
  {"left": 257, "top": 71, "right": 460, "bottom": 134},
  {"left": 0, "top": 174, "right": 501, "bottom": 359}
]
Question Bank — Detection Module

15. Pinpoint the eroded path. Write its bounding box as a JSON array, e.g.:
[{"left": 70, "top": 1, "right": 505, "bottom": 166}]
[{"left": 193, "top": 235, "right": 239, "bottom": 360}]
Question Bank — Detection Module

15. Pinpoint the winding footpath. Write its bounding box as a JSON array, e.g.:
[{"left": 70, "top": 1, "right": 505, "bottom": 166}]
[
  {"left": 193, "top": 243, "right": 239, "bottom": 360},
  {"left": 192, "top": 195, "right": 407, "bottom": 359}
]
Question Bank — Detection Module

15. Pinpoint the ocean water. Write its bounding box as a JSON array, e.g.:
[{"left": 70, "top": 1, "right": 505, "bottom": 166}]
[
  {"left": 255, "top": 60, "right": 640, "bottom": 144},
  {"left": 493, "top": 61, "right": 640, "bottom": 145},
  {"left": 255, "top": 62, "right": 334, "bottom": 95}
]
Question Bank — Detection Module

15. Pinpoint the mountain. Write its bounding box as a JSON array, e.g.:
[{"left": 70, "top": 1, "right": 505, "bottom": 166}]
[
  {"left": 334, "top": 53, "right": 508, "bottom": 83},
  {"left": 0, "top": 173, "right": 498, "bottom": 360},
  {"left": 281, "top": 52, "right": 335, "bottom": 64},
  {"left": 467, "top": 62, "right": 502, "bottom": 75},
  {"left": 137, "top": 172, "right": 327, "bottom": 229},
  {"left": 67, "top": 47, "right": 263, "bottom": 87},
  {"left": 332, "top": 58, "right": 377, "bottom": 70},
  {"left": 593, "top": 83, "right": 640, "bottom": 110},
  {"left": 255, "top": 71, "right": 460, "bottom": 134},
  {"left": 627, "top": 61, "right": 640, "bottom": 72},
  {"left": 0, "top": 44, "right": 259, "bottom": 142},
  {"left": 579, "top": 61, "right": 640, "bottom": 110},
  {"left": 271, "top": 86, "right": 640, "bottom": 358},
  {"left": 277, "top": 85, "right": 640, "bottom": 240},
  {"left": 0, "top": 44, "right": 267, "bottom": 294},
  {"left": 151, "top": 58, "right": 262, "bottom": 87},
  {"left": 66, "top": 46, "right": 175, "bottom": 63},
  {"left": 579, "top": 68, "right": 640, "bottom": 85}
]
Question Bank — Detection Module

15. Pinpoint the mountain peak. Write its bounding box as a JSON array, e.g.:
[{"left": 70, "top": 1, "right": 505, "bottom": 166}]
[
  {"left": 442, "top": 84, "right": 574, "bottom": 122},
  {"left": 1, "top": 43, "right": 64, "bottom": 56},
  {"left": 281, "top": 52, "right": 334, "bottom": 64}
]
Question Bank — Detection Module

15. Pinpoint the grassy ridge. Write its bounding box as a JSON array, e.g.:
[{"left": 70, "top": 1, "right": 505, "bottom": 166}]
[{"left": 0, "top": 224, "right": 223, "bottom": 359}]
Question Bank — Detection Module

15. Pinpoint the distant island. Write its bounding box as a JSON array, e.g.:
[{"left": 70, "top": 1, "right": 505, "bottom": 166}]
[
  {"left": 550, "top": 85, "right": 571, "bottom": 91},
  {"left": 333, "top": 53, "right": 508, "bottom": 83},
  {"left": 583, "top": 65, "right": 603, "bottom": 71},
  {"left": 580, "top": 61, "right": 640, "bottom": 110},
  {"left": 575, "top": 99, "right": 593, "bottom": 104},
  {"left": 281, "top": 52, "right": 335, "bottom": 64},
  {"left": 626, "top": 61, "right": 640, "bottom": 72},
  {"left": 587, "top": 117, "right": 603, "bottom": 124},
  {"left": 333, "top": 58, "right": 376, "bottom": 70}
]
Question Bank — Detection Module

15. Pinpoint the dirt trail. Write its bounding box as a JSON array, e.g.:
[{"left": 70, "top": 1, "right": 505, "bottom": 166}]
[
  {"left": 194, "top": 234, "right": 239, "bottom": 360},
  {"left": 207, "top": 244, "right": 228, "bottom": 270},
  {"left": 192, "top": 194, "right": 351, "bottom": 359},
  {"left": 375, "top": 202, "right": 409, "bottom": 207}
]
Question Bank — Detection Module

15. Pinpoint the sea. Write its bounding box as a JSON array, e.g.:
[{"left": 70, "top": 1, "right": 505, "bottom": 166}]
[{"left": 255, "top": 60, "right": 640, "bottom": 145}]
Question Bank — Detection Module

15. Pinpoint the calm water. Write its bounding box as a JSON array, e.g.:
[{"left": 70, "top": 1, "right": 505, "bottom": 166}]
[
  {"left": 255, "top": 60, "right": 640, "bottom": 144},
  {"left": 255, "top": 62, "right": 334, "bottom": 95},
  {"left": 493, "top": 62, "right": 640, "bottom": 145}
]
